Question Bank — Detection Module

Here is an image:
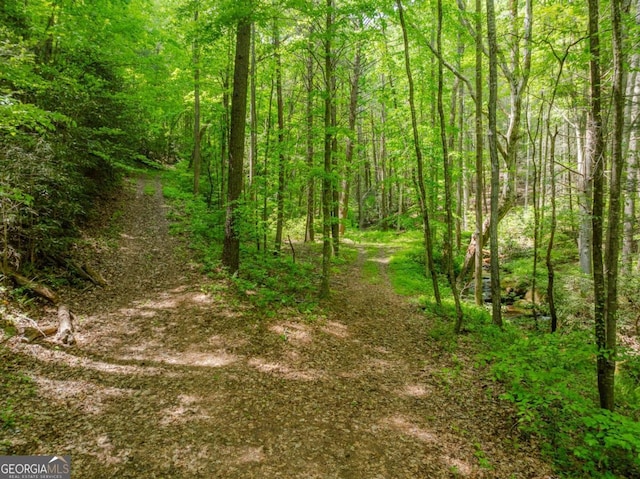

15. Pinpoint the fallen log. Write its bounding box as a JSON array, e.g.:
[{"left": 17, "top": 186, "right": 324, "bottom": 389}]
[
  {"left": 2, "top": 267, "right": 80, "bottom": 345},
  {"left": 68, "top": 259, "right": 97, "bottom": 284},
  {"left": 54, "top": 304, "right": 75, "bottom": 345},
  {"left": 81, "top": 262, "right": 108, "bottom": 287},
  {"left": 48, "top": 254, "right": 108, "bottom": 287},
  {"left": 1, "top": 267, "right": 59, "bottom": 304}
]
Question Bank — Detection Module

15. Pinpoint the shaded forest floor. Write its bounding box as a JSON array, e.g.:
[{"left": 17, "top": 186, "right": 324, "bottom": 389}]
[{"left": 2, "top": 176, "right": 556, "bottom": 478}]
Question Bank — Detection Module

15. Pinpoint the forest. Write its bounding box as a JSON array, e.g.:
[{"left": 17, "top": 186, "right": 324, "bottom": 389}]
[{"left": 1, "top": 0, "right": 640, "bottom": 477}]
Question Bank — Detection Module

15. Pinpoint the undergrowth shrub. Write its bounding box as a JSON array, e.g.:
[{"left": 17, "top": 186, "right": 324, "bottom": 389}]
[
  {"left": 480, "top": 329, "right": 640, "bottom": 478},
  {"left": 162, "top": 161, "right": 321, "bottom": 314},
  {"left": 233, "top": 252, "right": 319, "bottom": 314},
  {"left": 162, "top": 164, "right": 224, "bottom": 271},
  {"left": 1, "top": 24, "right": 152, "bottom": 273},
  {"left": 1, "top": 135, "right": 121, "bottom": 268}
]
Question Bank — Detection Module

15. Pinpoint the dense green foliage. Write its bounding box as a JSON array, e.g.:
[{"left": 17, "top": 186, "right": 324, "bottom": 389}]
[
  {"left": 483, "top": 330, "right": 640, "bottom": 478},
  {"left": 1, "top": 0, "right": 163, "bottom": 268}
]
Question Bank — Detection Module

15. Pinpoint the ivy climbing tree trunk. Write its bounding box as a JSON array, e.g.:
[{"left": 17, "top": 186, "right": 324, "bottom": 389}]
[
  {"left": 222, "top": 14, "right": 252, "bottom": 274},
  {"left": 588, "top": 0, "right": 611, "bottom": 410},
  {"left": 397, "top": 0, "right": 441, "bottom": 306}
]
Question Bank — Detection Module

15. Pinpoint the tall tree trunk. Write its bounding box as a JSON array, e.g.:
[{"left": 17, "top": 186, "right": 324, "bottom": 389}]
[
  {"left": 339, "top": 41, "right": 362, "bottom": 236},
  {"left": 331, "top": 67, "right": 340, "bottom": 255},
  {"left": 192, "top": 8, "right": 201, "bottom": 195},
  {"left": 436, "top": 0, "right": 464, "bottom": 332},
  {"left": 220, "top": 54, "right": 231, "bottom": 208},
  {"left": 369, "top": 110, "right": 378, "bottom": 223},
  {"left": 40, "top": 5, "right": 57, "bottom": 64},
  {"left": 487, "top": 0, "right": 502, "bottom": 327},
  {"left": 623, "top": 35, "right": 640, "bottom": 271},
  {"left": 528, "top": 99, "right": 543, "bottom": 324},
  {"left": 357, "top": 123, "right": 365, "bottom": 229},
  {"left": 379, "top": 94, "right": 388, "bottom": 227},
  {"left": 577, "top": 113, "right": 592, "bottom": 274},
  {"left": 547, "top": 127, "right": 559, "bottom": 332},
  {"left": 473, "top": 0, "right": 484, "bottom": 306},
  {"left": 222, "top": 15, "right": 252, "bottom": 274},
  {"left": 397, "top": 0, "right": 441, "bottom": 305},
  {"left": 320, "top": 0, "right": 334, "bottom": 298},
  {"left": 588, "top": 0, "right": 610, "bottom": 410},
  {"left": 274, "top": 22, "right": 286, "bottom": 254},
  {"left": 543, "top": 40, "right": 574, "bottom": 331},
  {"left": 250, "top": 25, "right": 259, "bottom": 249},
  {"left": 305, "top": 36, "right": 316, "bottom": 243},
  {"left": 456, "top": 0, "right": 532, "bottom": 289},
  {"left": 599, "top": 0, "right": 626, "bottom": 411},
  {"left": 455, "top": 80, "right": 465, "bottom": 252},
  {"left": 262, "top": 79, "right": 275, "bottom": 253}
]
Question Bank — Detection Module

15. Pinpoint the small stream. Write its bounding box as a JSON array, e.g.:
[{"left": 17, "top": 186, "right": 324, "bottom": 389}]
[{"left": 466, "top": 276, "right": 551, "bottom": 322}]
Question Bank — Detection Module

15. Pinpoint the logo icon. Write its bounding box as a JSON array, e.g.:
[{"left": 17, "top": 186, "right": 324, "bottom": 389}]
[{"left": 0, "top": 455, "right": 71, "bottom": 479}]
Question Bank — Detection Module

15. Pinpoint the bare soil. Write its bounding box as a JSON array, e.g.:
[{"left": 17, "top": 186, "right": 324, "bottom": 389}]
[{"left": 3, "top": 176, "right": 556, "bottom": 478}]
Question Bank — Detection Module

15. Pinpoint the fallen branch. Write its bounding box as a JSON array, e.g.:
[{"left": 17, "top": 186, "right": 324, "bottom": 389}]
[
  {"left": 50, "top": 255, "right": 108, "bottom": 287},
  {"left": 68, "top": 259, "right": 97, "bottom": 285},
  {"left": 23, "top": 325, "right": 58, "bottom": 342},
  {"left": 0, "top": 312, "right": 57, "bottom": 342},
  {"left": 1, "top": 268, "right": 78, "bottom": 345},
  {"left": 287, "top": 235, "right": 296, "bottom": 264}
]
